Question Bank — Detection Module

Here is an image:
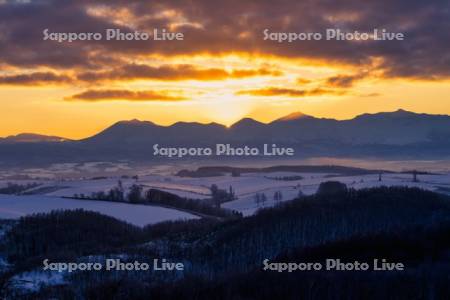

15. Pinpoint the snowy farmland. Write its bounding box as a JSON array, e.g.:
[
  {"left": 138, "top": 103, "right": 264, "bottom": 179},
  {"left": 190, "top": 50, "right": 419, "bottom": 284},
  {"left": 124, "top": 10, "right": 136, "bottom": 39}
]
[
  {"left": 223, "top": 172, "right": 450, "bottom": 215},
  {"left": 0, "top": 194, "right": 198, "bottom": 226},
  {"left": 0, "top": 163, "right": 449, "bottom": 219}
]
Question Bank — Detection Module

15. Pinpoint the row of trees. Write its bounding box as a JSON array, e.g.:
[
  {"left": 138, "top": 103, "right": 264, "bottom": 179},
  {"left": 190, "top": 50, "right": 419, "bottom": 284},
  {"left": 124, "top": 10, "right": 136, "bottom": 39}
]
[
  {"left": 254, "top": 190, "right": 304, "bottom": 207},
  {"left": 210, "top": 184, "right": 237, "bottom": 207},
  {"left": 72, "top": 181, "right": 241, "bottom": 219},
  {"left": 73, "top": 180, "right": 125, "bottom": 201},
  {"left": 254, "top": 191, "right": 286, "bottom": 207},
  {"left": 265, "top": 175, "right": 303, "bottom": 181}
]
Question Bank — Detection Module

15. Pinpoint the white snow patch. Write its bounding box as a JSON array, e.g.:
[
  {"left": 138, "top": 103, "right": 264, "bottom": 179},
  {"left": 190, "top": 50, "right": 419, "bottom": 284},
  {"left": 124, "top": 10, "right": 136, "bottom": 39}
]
[{"left": 0, "top": 195, "right": 198, "bottom": 226}]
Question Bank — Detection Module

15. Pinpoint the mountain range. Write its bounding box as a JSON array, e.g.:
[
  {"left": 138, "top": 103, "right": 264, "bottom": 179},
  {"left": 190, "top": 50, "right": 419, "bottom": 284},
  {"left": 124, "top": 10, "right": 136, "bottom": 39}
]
[{"left": 1, "top": 109, "right": 449, "bottom": 166}]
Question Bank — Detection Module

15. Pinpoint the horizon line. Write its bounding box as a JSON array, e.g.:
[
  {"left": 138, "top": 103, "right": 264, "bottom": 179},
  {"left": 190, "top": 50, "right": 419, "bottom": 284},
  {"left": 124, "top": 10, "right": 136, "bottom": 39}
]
[{"left": 1, "top": 108, "right": 448, "bottom": 140}]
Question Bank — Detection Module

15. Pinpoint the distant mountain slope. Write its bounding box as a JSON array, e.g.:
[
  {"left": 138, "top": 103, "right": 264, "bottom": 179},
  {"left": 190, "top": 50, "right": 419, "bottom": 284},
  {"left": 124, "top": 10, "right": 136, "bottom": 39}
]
[
  {"left": 0, "top": 133, "right": 68, "bottom": 143},
  {"left": 266, "top": 109, "right": 450, "bottom": 145},
  {"left": 340, "top": 109, "right": 450, "bottom": 144},
  {"left": 0, "top": 109, "right": 449, "bottom": 165},
  {"left": 83, "top": 120, "right": 227, "bottom": 146},
  {"left": 272, "top": 111, "right": 313, "bottom": 122}
]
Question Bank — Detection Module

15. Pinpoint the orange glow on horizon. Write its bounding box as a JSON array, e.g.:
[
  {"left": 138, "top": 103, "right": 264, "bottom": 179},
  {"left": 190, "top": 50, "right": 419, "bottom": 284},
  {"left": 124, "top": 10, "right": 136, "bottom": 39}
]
[{"left": 1, "top": 53, "right": 449, "bottom": 139}]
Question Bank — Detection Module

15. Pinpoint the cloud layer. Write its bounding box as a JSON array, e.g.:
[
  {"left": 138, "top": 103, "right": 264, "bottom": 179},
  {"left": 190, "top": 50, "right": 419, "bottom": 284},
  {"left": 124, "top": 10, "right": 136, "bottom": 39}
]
[
  {"left": 0, "top": 0, "right": 448, "bottom": 79},
  {"left": 77, "top": 64, "right": 281, "bottom": 82},
  {"left": 0, "top": 0, "right": 448, "bottom": 106},
  {"left": 237, "top": 87, "right": 346, "bottom": 97},
  {"left": 68, "top": 89, "right": 186, "bottom": 101},
  {"left": 0, "top": 72, "right": 72, "bottom": 85}
]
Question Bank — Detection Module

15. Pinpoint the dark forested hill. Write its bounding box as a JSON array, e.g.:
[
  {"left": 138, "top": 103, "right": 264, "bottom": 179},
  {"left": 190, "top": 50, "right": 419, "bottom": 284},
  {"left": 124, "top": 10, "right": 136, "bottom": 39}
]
[{"left": 1, "top": 186, "right": 450, "bottom": 299}]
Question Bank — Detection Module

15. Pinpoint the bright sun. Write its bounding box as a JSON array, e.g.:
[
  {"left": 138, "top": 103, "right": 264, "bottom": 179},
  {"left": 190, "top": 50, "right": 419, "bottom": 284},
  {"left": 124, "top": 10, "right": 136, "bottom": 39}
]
[{"left": 204, "top": 94, "right": 253, "bottom": 126}]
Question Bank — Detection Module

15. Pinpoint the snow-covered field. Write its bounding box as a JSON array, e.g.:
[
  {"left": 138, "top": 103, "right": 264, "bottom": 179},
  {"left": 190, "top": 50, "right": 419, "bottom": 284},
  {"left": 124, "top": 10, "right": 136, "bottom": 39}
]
[
  {"left": 0, "top": 161, "right": 448, "bottom": 296},
  {"left": 0, "top": 163, "right": 449, "bottom": 218},
  {"left": 0, "top": 194, "right": 198, "bottom": 226},
  {"left": 223, "top": 172, "right": 450, "bottom": 215}
]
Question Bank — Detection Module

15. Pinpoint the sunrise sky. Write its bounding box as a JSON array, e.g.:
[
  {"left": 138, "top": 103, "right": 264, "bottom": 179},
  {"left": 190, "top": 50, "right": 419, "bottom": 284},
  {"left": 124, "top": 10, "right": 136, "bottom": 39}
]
[{"left": 0, "top": 0, "right": 449, "bottom": 139}]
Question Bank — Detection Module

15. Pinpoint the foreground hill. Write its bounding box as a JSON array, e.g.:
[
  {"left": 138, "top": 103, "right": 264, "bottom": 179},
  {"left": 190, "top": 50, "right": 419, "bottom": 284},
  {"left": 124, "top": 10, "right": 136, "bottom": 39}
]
[{"left": 1, "top": 186, "right": 450, "bottom": 298}]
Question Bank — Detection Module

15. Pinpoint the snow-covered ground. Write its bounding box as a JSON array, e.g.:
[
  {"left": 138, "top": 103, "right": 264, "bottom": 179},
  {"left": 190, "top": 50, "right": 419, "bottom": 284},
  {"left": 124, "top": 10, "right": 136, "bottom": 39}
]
[
  {"left": 0, "top": 165, "right": 449, "bottom": 218},
  {"left": 0, "top": 161, "right": 448, "bottom": 297},
  {"left": 0, "top": 195, "right": 198, "bottom": 226},
  {"left": 222, "top": 172, "right": 450, "bottom": 215}
]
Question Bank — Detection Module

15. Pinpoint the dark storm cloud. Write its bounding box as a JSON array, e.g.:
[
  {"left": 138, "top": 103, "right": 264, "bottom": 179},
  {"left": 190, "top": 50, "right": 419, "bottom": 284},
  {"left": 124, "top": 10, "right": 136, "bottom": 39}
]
[
  {"left": 0, "top": 0, "right": 130, "bottom": 68},
  {"left": 0, "top": 0, "right": 448, "bottom": 79}
]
